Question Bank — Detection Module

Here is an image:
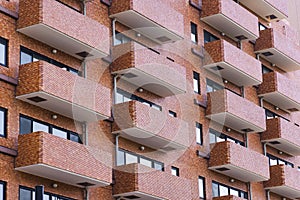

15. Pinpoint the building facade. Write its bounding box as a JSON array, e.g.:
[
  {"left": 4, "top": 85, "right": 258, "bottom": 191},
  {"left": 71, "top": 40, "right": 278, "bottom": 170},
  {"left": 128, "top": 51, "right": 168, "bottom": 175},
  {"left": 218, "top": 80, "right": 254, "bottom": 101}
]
[{"left": 0, "top": 0, "right": 300, "bottom": 199}]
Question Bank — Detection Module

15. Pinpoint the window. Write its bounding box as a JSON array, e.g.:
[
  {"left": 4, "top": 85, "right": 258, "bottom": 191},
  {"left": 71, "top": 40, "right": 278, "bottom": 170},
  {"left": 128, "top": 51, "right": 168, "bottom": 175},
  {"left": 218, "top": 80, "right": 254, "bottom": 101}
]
[
  {"left": 209, "top": 129, "right": 244, "bottom": 146},
  {"left": 19, "top": 115, "right": 82, "bottom": 144},
  {"left": 168, "top": 110, "right": 177, "bottom": 117},
  {"left": 198, "top": 176, "right": 205, "bottom": 199},
  {"left": 196, "top": 122, "right": 203, "bottom": 145},
  {"left": 259, "top": 23, "right": 267, "bottom": 31},
  {"left": 265, "top": 109, "right": 278, "bottom": 119},
  {"left": 0, "top": 181, "right": 5, "bottom": 200},
  {"left": 117, "top": 149, "right": 164, "bottom": 171},
  {"left": 171, "top": 166, "right": 179, "bottom": 176},
  {"left": 262, "top": 64, "right": 273, "bottom": 74},
  {"left": 193, "top": 71, "right": 200, "bottom": 94},
  {"left": 267, "top": 154, "right": 294, "bottom": 168},
  {"left": 212, "top": 181, "right": 248, "bottom": 199},
  {"left": 0, "top": 108, "right": 7, "bottom": 138},
  {"left": 0, "top": 37, "right": 8, "bottom": 67},
  {"left": 116, "top": 89, "right": 162, "bottom": 111},
  {"left": 19, "top": 186, "right": 74, "bottom": 200},
  {"left": 191, "top": 22, "right": 198, "bottom": 43},
  {"left": 114, "top": 31, "right": 131, "bottom": 46},
  {"left": 20, "top": 47, "right": 78, "bottom": 74},
  {"left": 206, "top": 79, "right": 224, "bottom": 93},
  {"left": 204, "top": 30, "right": 219, "bottom": 44}
]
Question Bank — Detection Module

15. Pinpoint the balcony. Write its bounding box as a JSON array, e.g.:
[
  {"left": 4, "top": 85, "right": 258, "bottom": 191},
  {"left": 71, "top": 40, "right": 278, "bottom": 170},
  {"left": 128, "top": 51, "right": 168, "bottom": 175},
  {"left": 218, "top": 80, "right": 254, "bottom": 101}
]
[
  {"left": 203, "top": 40, "right": 262, "bottom": 86},
  {"left": 15, "top": 132, "right": 112, "bottom": 187},
  {"left": 201, "top": 0, "right": 259, "bottom": 41},
  {"left": 262, "top": 118, "right": 300, "bottom": 156},
  {"left": 17, "top": 0, "right": 109, "bottom": 60},
  {"left": 113, "top": 101, "right": 189, "bottom": 151},
  {"left": 110, "top": 0, "right": 184, "bottom": 44},
  {"left": 209, "top": 141, "right": 270, "bottom": 182},
  {"left": 255, "top": 28, "right": 300, "bottom": 72},
  {"left": 206, "top": 89, "right": 266, "bottom": 133},
  {"left": 16, "top": 61, "right": 111, "bottom": 122},
  {"left": 113, "top": 163, "right": 192, "bottom": 200},
  {"left": 111, "top": 42, "right": 186, "bottom": 97},
  {"left": 258, "top": 72, "right": 300, "bottom": 112},
  {"left": 213, "top": 196, "right": 245, "bottom": 200},
  {"left": 238, "top": 0, "right": 288, "bottom": 21},
  {"left": 264, "top": 165, "right": 300, "bottom": 199}
]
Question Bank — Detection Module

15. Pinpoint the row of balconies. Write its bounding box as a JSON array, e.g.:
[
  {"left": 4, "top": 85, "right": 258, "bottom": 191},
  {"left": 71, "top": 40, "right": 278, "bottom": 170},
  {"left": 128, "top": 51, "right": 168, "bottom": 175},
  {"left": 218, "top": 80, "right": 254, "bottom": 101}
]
[{"left": 13, "top": 0, "right": 300, "bottom": 199}]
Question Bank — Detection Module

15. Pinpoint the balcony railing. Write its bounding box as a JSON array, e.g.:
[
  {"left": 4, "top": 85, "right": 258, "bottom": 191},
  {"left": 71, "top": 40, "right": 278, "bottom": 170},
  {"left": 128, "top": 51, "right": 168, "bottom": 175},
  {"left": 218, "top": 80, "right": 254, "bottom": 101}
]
[
  {"left": 113, "top": 163, "right": 192, "bottom": 200},
  {"left": 15, "top": 132, "right": 112, "bottom": 187},
  {"left": 113, "top": 101, "right": 189, "bottom": 151},
  {"left": 262, "top": 118, "right": 300, "bottom": 156},
  {"left": 110, "top": 0, "right": 184, "bottom": 44},
  {"left": 16, "top": 61, "right": 111, "bottom": 122},
  {"left": 111, "top": 42, "right": 186, "bottom": 97},
  {"left": 258, "top": 72, "right": 300, "bottom": 112},
  {"left": 264, "top": 165, "right": 300, "bottom": 199},
  {"left": 255, "top": 28, "right": 300, "bottom": 72},
  {"left": 201, "top": 0, "right": 259, "bottom": 41},
  {"left": 204, "top": 40, "right": 262, "bottom": 86},
  {"left": 206, "top": 89, "right": 266, "bottom": 133},
  {"left": 18, "top": 0, "right": 109, "bottom": 60},
  {"left": 209, "top": 141, "right": 270, "bottom": 182}
]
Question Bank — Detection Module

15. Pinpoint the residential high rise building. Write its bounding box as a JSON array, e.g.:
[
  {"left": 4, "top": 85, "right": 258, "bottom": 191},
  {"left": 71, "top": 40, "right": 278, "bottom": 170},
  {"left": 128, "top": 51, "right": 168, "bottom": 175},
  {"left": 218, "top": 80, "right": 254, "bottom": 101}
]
[{"left": 0, "top": 0, "right": 299, "bottom": 199}]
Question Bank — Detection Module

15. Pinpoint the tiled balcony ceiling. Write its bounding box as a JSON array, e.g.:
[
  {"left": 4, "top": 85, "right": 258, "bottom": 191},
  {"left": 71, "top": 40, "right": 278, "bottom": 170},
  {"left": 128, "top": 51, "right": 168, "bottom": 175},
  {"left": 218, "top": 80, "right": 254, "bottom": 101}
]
[
  {"left": 209, "top": 141, "right": 270, "bottom": 182},
  {"left": 238, "top": 0, "right": 288, "bottom": 22},
  {"left": 15, "top": 132, "right": 112, "bottom": 188},
  {"left": 258, "top": 72, "right": 300, "bottom": 112},
  {"left": 255, "top": 29, "right": 300, "bottom": 72},
  {"left": 206, "top": 89, "right": 266, "bottom": 133},
  {"left": 112, "top": 42, "right": 186, "bottom": 97},
  {"left": 113, "top": 164, "right": 192, "bottom": 200},
  {"left": 203, "top": 40, "right": 262, "bottom": 86},
  {"left": 110, "top": 0, "right": 184, "bottom": 44},
  {"left": 265, "top": 165, "right": 300, "bottom": 199},
  {"left": 113, "top": 101, "right": 189, "bottom": 151},
  {"left": 16, "top": 61, "right": 111, "bottom": 122},
  {"left": 17, "top": 0, "right": 109, "bottom": 60},
  {"left": 201, "top": 0, "right": 259, "bottom": 41},
  {"left": 262, "top": 118, "right": 300, "bottom": 156}
]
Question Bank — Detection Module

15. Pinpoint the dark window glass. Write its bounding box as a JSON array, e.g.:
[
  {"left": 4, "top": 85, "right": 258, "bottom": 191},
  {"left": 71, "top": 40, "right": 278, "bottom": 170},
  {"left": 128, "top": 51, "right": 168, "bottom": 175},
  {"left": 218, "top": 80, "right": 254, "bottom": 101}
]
[
  {"left": 262, "top": 64, "right": 273, "bottom": 74},
  {"left": 0, "top": 37, "right": 8, "bottom": 67},
  {"left": 267, "top": 154, "right": 294, "bottom": 168},
  {"left": 209, "top": 129, "right": 244, "bottom": 146},
  {"left": 114, "top": 31, "right": 131, "bottom": 46},
  {"left": 171, "top": 166, "right": 179, "bottom": 176},
  {"left": 193, "top": 71, "right": 200, "bottom": 94},
  {"left": 19, "top": 115, "right": 82, "bottom": 144},
  {"left": 191, "top": 22, "right": 198, "bottom": 43},
  {"left": 0, "top": 108, "right": 6, "bottom": 137},
  {"left": 265, "top": 109, "right": 278, "bottom": 119},
  {"left": 204, "top": 30, "right": 219, "bottom": 44},
  {"left": 196, "top": 122, "right": 203, "bottom": 145},
  {"left": 19, "top": 186, "right": 74, "bottom": 200},
  {"left": 206, "top": 79, "right": 224, "bottom": 93},
  {"left": 20, "top": 47, "right": 78, "bottom": 74},
  {"left": 198, "top": 176, "right": 205, "bottom": 199},
  {"left": 212, "top": 181, "right": 248, "bottom": 199}
]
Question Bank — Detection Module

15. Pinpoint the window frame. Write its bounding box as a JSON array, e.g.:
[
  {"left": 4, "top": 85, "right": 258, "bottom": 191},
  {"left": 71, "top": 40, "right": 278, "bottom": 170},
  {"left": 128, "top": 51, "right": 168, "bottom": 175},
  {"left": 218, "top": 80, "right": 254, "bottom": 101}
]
[
  {"left": 206, "top": 79, "right": 224, "bottom": 93},
  {"left": 198, "top": 176, "right": 206, "bottom": 199},
  {"left": 19, "top": 115, "right": 82, "bottom": 144},
  {"left": 267, "top": 154, "right": 294, "bottom": 168},
  {"left": 204, "top": 30, "right": 219, "bottom": 44},
  {"left": 19, "top": 186, "right": 74, "bottom": 200},
  {"left": 0, "top": 108, "right": 7, "bottom": 138},
  {"left": 0, "top": 180, "right": 6, "bottom": 200},
  {"left": 171, "top": 166, "right": 179, "bottom": 176},
  {"left": 209, "top": 128, "right": 244, "bottom": 146},
  {"left": 212, "top": 181, "right": 248, "bottom": 199},
  {"left": 193, "top": 71, "right": 200, "bottom": 94},
  {"left": 0, "top": 37, "right": 8, "bottom": 67},
  {"left": 196, "top": 122, "right": 203, "bottom": 145},
  {"left": 262, "top": 64, "right": 273, "bottom": 74},
  {"left": 191, "top": 22, "right": 198, "bottom": 44}
]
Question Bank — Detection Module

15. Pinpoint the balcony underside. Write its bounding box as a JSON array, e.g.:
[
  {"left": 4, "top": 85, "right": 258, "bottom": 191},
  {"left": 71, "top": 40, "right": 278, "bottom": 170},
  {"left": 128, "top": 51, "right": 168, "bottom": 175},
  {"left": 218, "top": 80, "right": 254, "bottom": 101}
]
[
  {"left": 259, "top": 92, "right": 300, "bottom": 112},
  {"left": 201, "top": 14, "right": 257, "bottom": 41},
  {"left": 113, "top": 68, "right": 185, "bottom": 97},
  {"left": 18, "top": 24, "right": 108, "bottom": 60},
  {"left": 203, "top": 61, "right": 261, "bottom": 86},
  {"left": 262, "top": 138, "right": 300, "bottom": 156},
  {"left": 113, "top": 127, "right": 185, "bottom": 151},
  {"left": 238, "top": 0, "right": 287, "bottom": 21},
  {"left": 255, "top": 48, "right": 300, "bottom": 72},
  {"left": 16, "top": 91, "right": 108, "bottom": 122},
  {"left": 15, "top": 163, "right": 110, "bottom": 188},
  {"left": 114, "top": 191, "right": 164, "bottom": 200},
  {"left": 265, "top": 186, "right": 300, "bottom": 199},
  {"left": 206, "top": 112, "right": 265, "bottom": 133},
  {"left": 209, "top": 164, "right": 269, "bottom": 182},
  {"left": 110, "top": 10, "right": 183, "bottom": 44}
]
